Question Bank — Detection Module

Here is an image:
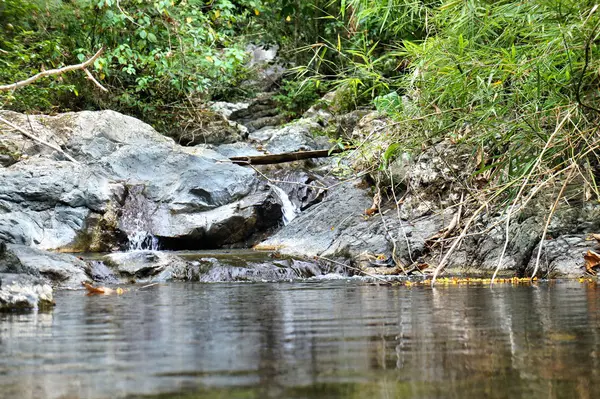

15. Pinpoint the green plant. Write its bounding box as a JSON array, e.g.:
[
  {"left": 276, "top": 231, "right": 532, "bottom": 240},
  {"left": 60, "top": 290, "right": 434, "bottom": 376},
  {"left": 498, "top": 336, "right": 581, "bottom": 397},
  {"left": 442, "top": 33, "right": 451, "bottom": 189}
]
[{"left": 274, "top": 78, "right": 323, "bottom": 118}]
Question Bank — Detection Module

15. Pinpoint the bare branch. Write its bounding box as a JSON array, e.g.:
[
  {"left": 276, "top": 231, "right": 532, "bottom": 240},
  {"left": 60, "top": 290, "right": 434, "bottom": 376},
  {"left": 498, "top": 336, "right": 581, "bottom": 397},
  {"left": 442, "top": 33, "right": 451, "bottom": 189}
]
[
  {"left": 0, "top": 48, "right": 104, "bottom": 92},
  {"left": 84, "top": 68, "right": 108, "bottom": 92}
]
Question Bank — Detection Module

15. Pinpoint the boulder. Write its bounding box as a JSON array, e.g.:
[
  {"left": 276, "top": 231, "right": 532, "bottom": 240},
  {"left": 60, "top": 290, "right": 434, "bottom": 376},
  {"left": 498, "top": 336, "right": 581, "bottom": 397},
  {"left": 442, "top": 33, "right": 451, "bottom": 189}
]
[
  {"left": 104, "top": 250, "right": 190, "bottom": 281},
  {"left": 3, "top": 244, "right": 90, "bottom": 288},
  {"left": 264, "top": 119, "right": 329, "bottom": 154},
  {"left": 0, "top": 243, "right": 90, "bottom": 311},
  {"left": 0, "top": 110, "right": 283, "bottom": 252}
]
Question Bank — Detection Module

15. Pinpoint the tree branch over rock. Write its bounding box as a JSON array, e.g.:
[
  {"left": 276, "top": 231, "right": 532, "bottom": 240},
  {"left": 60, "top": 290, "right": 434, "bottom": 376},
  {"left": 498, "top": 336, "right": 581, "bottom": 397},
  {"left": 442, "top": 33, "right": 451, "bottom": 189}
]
[
  {"left": 0, "top": 48, "right": 105, "bottom": 163},
  {"left": 0, "top": 47, "right": 105, "bottom": 92}
]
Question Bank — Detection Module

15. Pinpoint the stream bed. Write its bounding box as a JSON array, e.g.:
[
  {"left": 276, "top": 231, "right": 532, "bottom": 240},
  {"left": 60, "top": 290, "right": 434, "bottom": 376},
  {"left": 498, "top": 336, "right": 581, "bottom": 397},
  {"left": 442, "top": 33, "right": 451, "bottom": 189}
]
[{"left": 1, "top": 279, "right": 599, "bottom": 398}]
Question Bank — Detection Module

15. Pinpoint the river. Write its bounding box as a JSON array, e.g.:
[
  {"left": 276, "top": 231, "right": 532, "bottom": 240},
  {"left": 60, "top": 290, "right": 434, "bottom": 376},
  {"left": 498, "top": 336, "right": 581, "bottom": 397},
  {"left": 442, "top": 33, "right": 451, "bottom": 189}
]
[{"left": 1, "top": 280, "right": 599, "bottom": 398}]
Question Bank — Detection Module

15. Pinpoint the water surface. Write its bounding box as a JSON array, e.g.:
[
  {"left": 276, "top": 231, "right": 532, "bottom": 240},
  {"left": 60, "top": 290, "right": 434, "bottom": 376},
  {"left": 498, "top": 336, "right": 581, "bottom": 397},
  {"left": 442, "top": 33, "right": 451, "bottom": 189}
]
[{"left": 1, "top": 280, "right": 599, "bottom": 398}]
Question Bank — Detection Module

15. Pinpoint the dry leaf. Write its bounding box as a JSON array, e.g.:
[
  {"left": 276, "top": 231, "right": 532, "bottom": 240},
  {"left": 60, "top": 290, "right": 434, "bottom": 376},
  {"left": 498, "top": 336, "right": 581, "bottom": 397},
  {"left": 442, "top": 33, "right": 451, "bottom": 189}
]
[
  {"left": 82, "top": 282, "right": 121, "bottom": 295},
  {"left": 583, "top": 250, "right": 600, "bottom": 275}
]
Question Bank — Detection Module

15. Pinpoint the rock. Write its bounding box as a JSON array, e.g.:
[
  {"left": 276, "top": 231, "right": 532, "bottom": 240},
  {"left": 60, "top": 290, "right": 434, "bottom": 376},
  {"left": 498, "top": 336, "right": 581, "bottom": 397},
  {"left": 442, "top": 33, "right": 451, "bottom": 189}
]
[
  {"left": 248, "top": 126, "right": 277, "bottom": 143},
  {"left": 4, "top": 244, "right": 90, "bottom": 288},
  {"left": 153, "top": 190, "right": 283, "bottom": 249},
  {"left": 525, "top": 235, "right": 594, "bottom": 277},
  {"left": 264, "top": 119, "right": 329, "bottom": 154},
  {"left": 259, "top": 182, "right": 390, "bottom": 259},
  {"left": 166, "top": 110, "right": 245, "bottom": 145},
  {"left": 197, "top": 257, "right": 330, "bottom": 282},
  {"left": 0, "top": 158, "right": 115, "bottom": 250},
  {"left": 209, "top": 101, "right": 250, "bottom": 119},
  {"left": 214, "top": 142, "right": 263, "bottom": 158},
  {"left": 0, "top": 110, "right": 283, "bottom": 252},
  {"left": 0, "top": 273, "right": 53, "bottom": 311},
  {"left": 229, "top": 93, "right": 284, "bottom": 132},
  {"left": 104, "top": 250, "right": 190, "bottom": 280}
]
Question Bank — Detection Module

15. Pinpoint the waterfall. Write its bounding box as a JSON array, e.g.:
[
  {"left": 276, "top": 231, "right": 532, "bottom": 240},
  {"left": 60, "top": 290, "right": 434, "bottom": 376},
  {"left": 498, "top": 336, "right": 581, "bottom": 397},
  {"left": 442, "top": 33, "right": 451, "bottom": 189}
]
[
  {"left": 272, "top": 185, "right": 298, "bottom": 225},
  {"left": 119, "top": 184, "right": 160, "bottom": 251}
]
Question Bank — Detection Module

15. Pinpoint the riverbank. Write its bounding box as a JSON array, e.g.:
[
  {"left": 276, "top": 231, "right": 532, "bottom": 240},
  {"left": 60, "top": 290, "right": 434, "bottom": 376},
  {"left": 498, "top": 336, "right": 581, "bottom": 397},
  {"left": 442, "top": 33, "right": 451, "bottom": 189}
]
[{"left": 1, "top": 81, "right": 599, "bottom": 310}]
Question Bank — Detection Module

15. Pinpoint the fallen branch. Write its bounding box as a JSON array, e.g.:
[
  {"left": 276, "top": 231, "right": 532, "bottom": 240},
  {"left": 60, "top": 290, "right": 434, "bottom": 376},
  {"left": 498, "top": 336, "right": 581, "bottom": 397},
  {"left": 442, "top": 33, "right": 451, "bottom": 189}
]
[
  {"left": 229, "top": 147, "right": 352, "bottom": 165},
  {"left": 0, "top": 48, "right": 104, "bottom": 92},
  {"left": 0, "top": 115, "right": 79, "bottom": 163}
]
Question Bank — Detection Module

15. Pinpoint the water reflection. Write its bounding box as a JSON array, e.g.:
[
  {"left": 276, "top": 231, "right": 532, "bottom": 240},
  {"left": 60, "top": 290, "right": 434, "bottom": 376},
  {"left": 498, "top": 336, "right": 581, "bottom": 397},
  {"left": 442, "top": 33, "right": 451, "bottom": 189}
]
[{"left": 0, "top": 281, "right": 599, "bottom": 398}]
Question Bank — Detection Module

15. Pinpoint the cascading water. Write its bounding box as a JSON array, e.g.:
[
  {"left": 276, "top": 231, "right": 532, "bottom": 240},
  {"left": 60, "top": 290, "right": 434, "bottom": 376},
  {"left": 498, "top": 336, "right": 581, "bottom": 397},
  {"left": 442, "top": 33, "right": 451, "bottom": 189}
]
[
  {"left": 271, "top": 185, "right": 298, "bottom": 225},
  {"left": 119, "top": 184, "right": 160, "bottom": 251}
]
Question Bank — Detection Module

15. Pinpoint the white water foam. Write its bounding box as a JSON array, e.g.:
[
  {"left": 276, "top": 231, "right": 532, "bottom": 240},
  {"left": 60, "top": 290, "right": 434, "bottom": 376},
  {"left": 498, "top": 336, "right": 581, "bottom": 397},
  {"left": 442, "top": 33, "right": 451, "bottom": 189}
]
[{"left": 272, "top": 185, "right": 298, "bottom": 225}]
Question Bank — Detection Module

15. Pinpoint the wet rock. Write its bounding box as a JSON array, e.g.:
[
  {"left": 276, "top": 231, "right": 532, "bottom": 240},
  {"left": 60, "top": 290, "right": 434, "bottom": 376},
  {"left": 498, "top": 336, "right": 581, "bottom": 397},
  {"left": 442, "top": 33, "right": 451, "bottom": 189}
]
[
  {"left": 259, "top": 182, "right": 390, "bottom": 258},
  {"left": 197, "top": 257, "right": 328, "bottom": 282},
  {"left": 154, "top": 190, "right": 283, "bottom": 249},
  {"left": 0, "top": 273, "right": 53, "bottom": 311},
  {"left": 4, "top": 244, "right": 90, "bottom": 288},
  {"left": 104, "top": 250, "right": 190, "bottom": 280},
  {"left": 89, "top": 260, "right": 120, "bottom": 284}
]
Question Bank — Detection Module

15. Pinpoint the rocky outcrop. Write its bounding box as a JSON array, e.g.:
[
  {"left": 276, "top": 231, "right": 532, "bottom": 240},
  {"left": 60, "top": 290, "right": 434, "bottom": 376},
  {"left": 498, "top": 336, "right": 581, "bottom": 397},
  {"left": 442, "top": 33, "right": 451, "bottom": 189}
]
[
  {"left": 256, "top": 107, "right": 600, "bottom": 278},
  {"left": 0, "top": 110, "right": 285, "bottom": 252}
]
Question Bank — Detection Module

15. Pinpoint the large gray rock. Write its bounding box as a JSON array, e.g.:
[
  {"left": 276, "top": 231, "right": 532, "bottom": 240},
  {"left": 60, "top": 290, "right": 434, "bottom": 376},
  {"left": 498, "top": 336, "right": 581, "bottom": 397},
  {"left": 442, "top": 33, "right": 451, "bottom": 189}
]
[
  {"left": 0, "top": 243, "right": 90, "bottom": 311},
  {"left": 0, "top": 158, "right": 116, "bottom": 249},
  {"left": 0, "top": 110, "right": 283, "bottom": 251}
]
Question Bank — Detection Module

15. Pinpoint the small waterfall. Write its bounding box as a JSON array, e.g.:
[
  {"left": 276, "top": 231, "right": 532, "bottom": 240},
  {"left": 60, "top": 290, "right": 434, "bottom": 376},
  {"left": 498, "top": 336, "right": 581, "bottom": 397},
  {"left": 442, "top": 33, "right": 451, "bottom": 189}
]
[
  {"left": 127, "top": 231, "right": 160, "bottom": 251},
  {"left": 272, "top": 185, "right": 298, "bottom": 225},
  {"left": 119, "top": 184, "right": 160, "bottom": 251}
]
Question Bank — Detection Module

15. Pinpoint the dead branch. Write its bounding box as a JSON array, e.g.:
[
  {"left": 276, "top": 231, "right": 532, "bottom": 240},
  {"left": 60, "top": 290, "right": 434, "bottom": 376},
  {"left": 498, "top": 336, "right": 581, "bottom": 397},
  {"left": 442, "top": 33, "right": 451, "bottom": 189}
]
[
  {"left": 230, "top": 147, "right": 352, "bottom": 165},
  {"left": 84, "top": 68, "right": 108, "bottom": 92},
  {"left": 0, "top": 48, "right": 104, "bottom": 92},
  {"left": 0, "top": 115, "right": 78, "bottom": 163}
]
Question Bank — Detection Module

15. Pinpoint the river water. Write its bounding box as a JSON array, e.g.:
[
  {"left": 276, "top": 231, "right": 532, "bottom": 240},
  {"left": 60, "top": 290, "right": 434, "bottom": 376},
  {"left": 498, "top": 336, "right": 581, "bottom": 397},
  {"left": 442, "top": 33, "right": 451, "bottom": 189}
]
[{"left": 1, "top": 280, "right": 599, "bottom": 398}]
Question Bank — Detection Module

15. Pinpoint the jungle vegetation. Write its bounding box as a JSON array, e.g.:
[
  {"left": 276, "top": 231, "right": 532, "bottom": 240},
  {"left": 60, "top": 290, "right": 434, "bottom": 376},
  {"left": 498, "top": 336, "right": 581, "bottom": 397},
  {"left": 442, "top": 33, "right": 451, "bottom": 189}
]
[{"left": 2, "top": 1, "right": 600, "bottom": 227}]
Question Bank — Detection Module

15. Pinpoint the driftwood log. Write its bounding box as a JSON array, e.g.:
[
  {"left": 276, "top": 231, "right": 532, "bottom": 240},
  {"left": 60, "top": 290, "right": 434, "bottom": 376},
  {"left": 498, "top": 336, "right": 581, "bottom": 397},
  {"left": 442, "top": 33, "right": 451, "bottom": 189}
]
[{"left": 229, "top": 147, "right": 351, "bottom": 165}]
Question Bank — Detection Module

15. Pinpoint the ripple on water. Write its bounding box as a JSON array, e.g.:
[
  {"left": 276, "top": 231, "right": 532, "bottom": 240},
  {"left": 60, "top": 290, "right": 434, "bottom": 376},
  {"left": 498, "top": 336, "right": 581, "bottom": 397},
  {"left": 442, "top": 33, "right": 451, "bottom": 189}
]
[{"left": 0, "top": 280, "right": 599, "bottom": 399}]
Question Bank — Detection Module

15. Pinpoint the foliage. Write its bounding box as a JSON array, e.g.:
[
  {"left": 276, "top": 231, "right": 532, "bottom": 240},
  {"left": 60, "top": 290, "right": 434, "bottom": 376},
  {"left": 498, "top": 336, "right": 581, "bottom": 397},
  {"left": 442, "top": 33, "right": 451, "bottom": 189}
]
[
  {"left": 296, "top": 1, "right": 600, "bottom": 210},
  {"left": 0, "top": 0, "right": 266, "bottom": 131},
  {"left": 273, "top": 78, "right": 323, "bottom": 118}
]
